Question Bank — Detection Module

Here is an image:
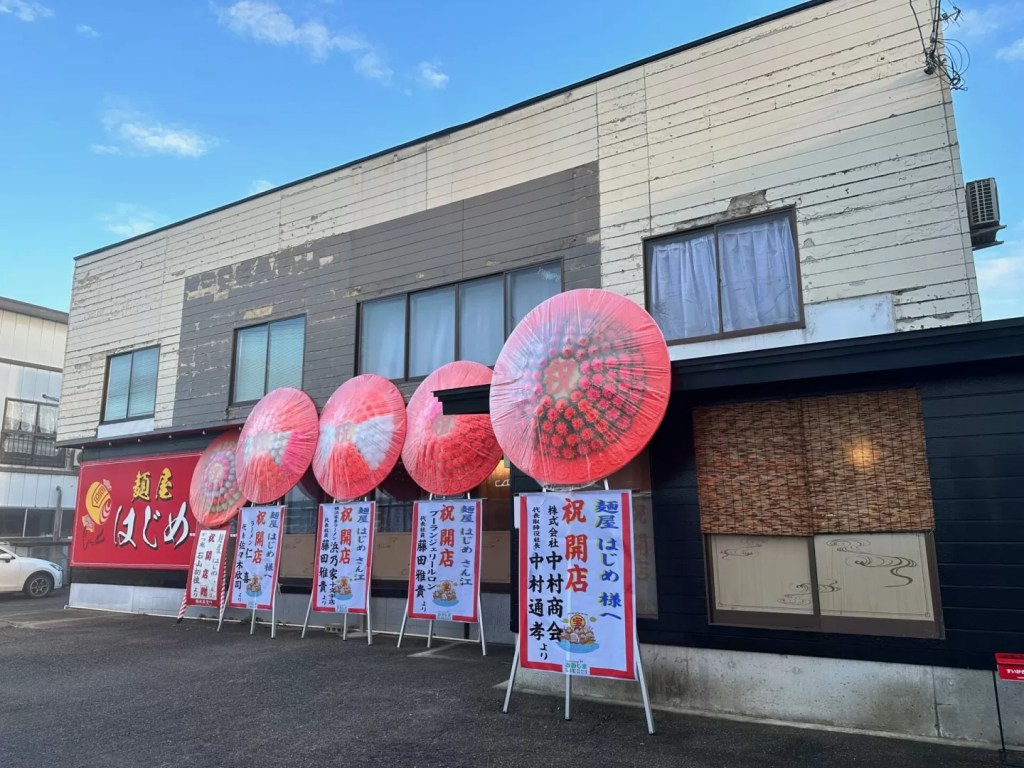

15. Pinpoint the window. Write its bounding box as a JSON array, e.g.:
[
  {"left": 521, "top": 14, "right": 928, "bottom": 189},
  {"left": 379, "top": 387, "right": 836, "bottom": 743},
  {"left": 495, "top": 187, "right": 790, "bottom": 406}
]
[
  {"left": 284, "top": 483, "right": 320, "bottom": 534},
  {"left": 103, "top": 347, "right": 159, "bottom": 421},
  {"left": 1, "top": 399, "right": 67, "bottom": 468},
  {"left": 646, "top": 210, "right": 801, "bottom": 343},
  {"left": 232, "top": 316, "right": 306, "bottom": 403},
  {"left": 693, "top": 389, "right": 942, "bottom": 638},
  {"left": 358, "top": 262, "right": 561, "bottom": 379},
  {"left": 0, "top": 508, "right": 56, "bottom": 538}
]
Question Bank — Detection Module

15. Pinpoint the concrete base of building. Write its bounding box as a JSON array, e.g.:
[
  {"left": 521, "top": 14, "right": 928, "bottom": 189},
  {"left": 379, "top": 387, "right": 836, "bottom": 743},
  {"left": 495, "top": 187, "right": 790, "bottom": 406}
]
[
  {"left": 68, "top": 583, "right": 516, "bottom": 646},
  {"left": 515, "top": 642, "right": 1024, "bottom": 749}
]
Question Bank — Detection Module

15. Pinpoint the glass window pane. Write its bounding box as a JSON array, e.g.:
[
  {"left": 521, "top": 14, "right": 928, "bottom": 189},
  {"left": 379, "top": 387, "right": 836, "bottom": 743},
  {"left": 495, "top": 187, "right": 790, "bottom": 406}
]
[
  {"left": 409, "top": 286, "right": 455, "bottom": 378},
  {"left": 233, "top": 325, "right": 269, "bottom": 402},
  {"left": 508, "top": 263, "right": 561, "bottom": 330},
  {"left": 459, "top": 278, "right": 504, "bottom": 366},
  {"left": 267, "top": 317, "right": 306, "bottom": 391},
  {"left": 104, "top": 354, "right": 132, "bottom": 421},
  {"left": 37, "top": 405, "right": 58, "bottom": 435},
  {"left": 127, "top": 348, "right": 159, "bottom": 418},
  {"left": 359, "top": 297, "right": 406, "bottom": 379},
  {"left": 23, "top": 509, "right": 54, "bottom": 537},
  {"left": 718, "top": 213, "right": 800, "bottom": 333},
  {"left": 648, "top": 230, "right": 719, "bottom": 340},
  {"left": 284, "top": 483, "right": 318, "bottom": 534},
  {"left": 3, "top": 401, "right": 37, "bottom": 432}
]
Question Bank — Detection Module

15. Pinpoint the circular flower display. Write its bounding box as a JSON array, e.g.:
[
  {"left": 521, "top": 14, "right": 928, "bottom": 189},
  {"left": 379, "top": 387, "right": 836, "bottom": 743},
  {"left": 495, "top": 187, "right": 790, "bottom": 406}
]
[
  {"left": 236, "top": 387, "right": 319, "bottom": 504},
  {"left": 189, "top": 429, "right": 245, "bottom": 528},
  {"left": 402, "top": 361, "right": 502, "bottom": 496},
  {"left": 490, "top": 288, "right": 670, "bottom": 486},
  {"left": 313, "top": 375, "right": 407, "bottom": 501}
]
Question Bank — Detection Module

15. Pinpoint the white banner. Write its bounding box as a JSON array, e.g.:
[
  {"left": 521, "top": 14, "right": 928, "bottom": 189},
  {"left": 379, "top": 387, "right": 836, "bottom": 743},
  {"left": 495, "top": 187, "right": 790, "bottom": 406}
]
[
  {"left": 518, "top": 491, "right": 636, "bottom": 680},
  {"left": 185, "top": 528, "right": 229, "bottom": 607},
  {"left": 229, "top": 506, "right": 286, "bottom": 611},
  {"left": 407, "top": 500, "right": 482, "bottom": 623},
  {"left": 313, "top": 502, "right": 375, "bottom": 614}
]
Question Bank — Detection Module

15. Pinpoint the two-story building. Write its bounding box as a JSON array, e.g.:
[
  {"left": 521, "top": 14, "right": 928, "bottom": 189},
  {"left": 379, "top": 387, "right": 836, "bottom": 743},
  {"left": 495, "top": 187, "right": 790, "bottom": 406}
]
[
  {"left": 1, "top": 297, "right": 79, "bottom": 568},
  {"left": 58, "top": 0, "right": 1021, "bottom": 748}
]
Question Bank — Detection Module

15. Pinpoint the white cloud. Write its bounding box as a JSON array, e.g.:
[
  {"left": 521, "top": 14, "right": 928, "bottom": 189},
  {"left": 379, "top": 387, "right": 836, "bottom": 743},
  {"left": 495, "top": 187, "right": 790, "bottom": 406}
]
[
  {"left": 100, "top": 107, "right": 215, "bottom": 158},
  {"left": 996, "top": 36, "right": 1024, "bottom": 60},
  {"left": 216, "top": 1, "right": 391, "bottom": 82},
  {"left": 76, "top": 23, "right": 99, "bottom": 37},
  {"left": 0, "top": 0, "right": 53, "bottom": 22},
  {"left": 417, "top": 61, "right": 449, "bottom": 90},
  {"left": 99, "top": 204, "right": 168, "bottom": 239},
  {"left": 248, "top": 179, "right": 275, "bottom": 195},
  {"left": 89, "top": 144, "right": 121, "bottom": 155},
  {"left": 977, "top": 234, "right": 1024, "bottom": 319},
  {"left": 355, "top": 51, "right": 392, "bottom": 83}
]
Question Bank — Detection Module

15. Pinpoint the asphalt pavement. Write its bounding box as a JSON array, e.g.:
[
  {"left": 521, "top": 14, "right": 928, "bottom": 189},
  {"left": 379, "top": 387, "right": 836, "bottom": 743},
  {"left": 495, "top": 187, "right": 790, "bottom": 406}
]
[{"left": 0, "top": 593, "right": 1003, "bottom": 768}]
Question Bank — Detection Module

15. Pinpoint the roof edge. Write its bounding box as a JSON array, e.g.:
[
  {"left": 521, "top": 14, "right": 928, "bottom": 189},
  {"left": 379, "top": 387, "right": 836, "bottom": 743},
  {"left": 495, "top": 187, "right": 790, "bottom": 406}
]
[
  {"left": 0, "top": 296, "right": 69, "bottom": 324},
  {"left": 74, "top": 0, "right": 834, "bottom": 263}
]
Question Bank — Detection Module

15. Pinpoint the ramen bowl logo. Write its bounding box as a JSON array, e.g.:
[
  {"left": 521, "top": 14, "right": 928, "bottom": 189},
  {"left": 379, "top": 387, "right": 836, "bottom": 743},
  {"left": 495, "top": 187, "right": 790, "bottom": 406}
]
[{"left": 79, "top": 479, "right": 113, "bottom": 545}]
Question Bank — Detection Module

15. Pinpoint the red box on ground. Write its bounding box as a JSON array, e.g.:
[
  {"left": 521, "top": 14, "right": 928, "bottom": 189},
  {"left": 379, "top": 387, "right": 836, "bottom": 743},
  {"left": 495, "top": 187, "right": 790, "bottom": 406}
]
[{"left": 996, "top": 654, "right": 1024, "bottom": 681}]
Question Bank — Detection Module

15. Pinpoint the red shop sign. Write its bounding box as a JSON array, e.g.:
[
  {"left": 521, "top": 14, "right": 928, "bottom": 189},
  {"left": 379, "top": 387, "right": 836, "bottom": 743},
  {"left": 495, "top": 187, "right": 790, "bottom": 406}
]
[{"left": 71, "top": 452, "right": 201, "bottom": 570}]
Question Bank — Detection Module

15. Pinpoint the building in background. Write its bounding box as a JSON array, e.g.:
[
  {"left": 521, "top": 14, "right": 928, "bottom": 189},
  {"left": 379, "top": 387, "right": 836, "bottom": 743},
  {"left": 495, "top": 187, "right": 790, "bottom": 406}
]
[
  {"left": 56, "top": 0, "right": 1020, "bottom": 748},
  {"left": 0, "top": 297, "right": 78, "bottom": 568}
]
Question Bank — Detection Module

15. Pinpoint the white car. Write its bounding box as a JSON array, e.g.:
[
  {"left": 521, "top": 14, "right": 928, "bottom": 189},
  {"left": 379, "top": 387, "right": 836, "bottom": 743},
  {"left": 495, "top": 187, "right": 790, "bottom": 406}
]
[{"left": 0, "top": 544, "right": 64, "bottom": 598}]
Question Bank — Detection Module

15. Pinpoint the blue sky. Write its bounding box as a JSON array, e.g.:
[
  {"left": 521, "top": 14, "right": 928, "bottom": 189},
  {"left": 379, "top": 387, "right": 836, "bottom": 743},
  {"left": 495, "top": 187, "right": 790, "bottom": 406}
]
[{"left": 0, "top": 0, "right": 1021, "bottom": 318}]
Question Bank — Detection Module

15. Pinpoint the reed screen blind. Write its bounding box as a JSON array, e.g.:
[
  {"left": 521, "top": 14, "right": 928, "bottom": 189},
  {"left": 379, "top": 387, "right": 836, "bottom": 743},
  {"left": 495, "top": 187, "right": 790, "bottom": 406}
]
[{"left": 693, "top": 389, "right": 934, "bottom": 536}]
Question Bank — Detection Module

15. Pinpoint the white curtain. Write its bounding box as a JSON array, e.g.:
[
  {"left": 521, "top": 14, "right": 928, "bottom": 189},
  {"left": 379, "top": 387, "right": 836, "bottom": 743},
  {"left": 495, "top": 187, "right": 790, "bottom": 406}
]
[
  {"left": 409, "top": 286, "right": 456, "bottom": 378},
  {"left": 648, "top": 230, "right": 718, "bottom": 340},
  {"left": 459, "top": 277, "right": 504, "bottom": 365},
  {"left": 718, "top": 215, "right": 800, "bottom": 333},
  {"left": 361, "top": 296, "right": 406, "bottom": 380}
]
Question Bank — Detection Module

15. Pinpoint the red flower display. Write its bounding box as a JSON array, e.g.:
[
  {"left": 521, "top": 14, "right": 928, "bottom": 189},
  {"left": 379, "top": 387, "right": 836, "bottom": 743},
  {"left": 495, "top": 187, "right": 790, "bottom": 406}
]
[
  {"left": 490, "top": 288, "right": 670, "bottom": 486},
  {"left": 402, "top": 361, "right": 502, "bottom": 496},
  {"left": 235, "top": 387, "right": 319, "bottom": 504},
  {"left": 189, "top": 429, "right": 245, "bottom": 528},
  {"left": 312, "top": 375, "right": 407, "bottom": 501}
]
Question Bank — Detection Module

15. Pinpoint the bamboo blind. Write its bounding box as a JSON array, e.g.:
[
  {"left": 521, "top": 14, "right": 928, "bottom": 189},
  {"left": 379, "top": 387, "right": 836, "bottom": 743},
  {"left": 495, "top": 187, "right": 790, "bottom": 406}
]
[
  {"left": 693, "top": 399, "right": 812, "bottom": 535},
  {"left": 694, "top": 389, "right": 935, "bottom": 536}
]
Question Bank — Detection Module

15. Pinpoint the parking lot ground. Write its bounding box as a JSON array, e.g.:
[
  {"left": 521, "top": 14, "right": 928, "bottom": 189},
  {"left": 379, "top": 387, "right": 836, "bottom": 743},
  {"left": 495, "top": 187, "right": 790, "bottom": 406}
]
[{"left": 0, "top": 596, "right": 1003, "bottom": 768}]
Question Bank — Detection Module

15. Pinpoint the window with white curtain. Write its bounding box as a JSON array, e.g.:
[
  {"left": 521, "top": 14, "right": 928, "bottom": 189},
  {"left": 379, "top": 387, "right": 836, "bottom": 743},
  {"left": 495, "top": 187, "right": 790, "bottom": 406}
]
[
  {"left": 647, "top": 211, "right": 801, "bottom": 342},
  {"left": 358, "top": 262, "right": 562, "bottom": 380},
  {"left": 103, "top": 346, "right": 159, "bottom": 421},
  {"left": 232, "top": 316, "right": 305, "bottom": 403},
  {"left": 409, "top": 286, "right": 456, "bottom": 378}
]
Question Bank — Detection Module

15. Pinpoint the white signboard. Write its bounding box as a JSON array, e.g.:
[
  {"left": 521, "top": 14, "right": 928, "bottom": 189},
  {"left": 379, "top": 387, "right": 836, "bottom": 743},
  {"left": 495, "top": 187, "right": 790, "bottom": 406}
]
[
  {"left": 313, "top": 502, "right": 375, "bottom": 615},
  {"left": 407, "top": 500, "right": 482, "bottom": 624},
  {"left": 519, "top": 490, "right": 636, "bottom": 680},
  {"left": 229, "top": 506, "right": 286, "bottom": 611},
  {"left": 185, "top": 528, "right": 229, "bottom": 607}
]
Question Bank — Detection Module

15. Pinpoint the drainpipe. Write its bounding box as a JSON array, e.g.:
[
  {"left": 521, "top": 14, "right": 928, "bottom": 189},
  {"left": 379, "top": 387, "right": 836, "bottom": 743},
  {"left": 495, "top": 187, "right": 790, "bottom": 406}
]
[{"left": 54, "top": 485, "right": 63, "bottom": 542}]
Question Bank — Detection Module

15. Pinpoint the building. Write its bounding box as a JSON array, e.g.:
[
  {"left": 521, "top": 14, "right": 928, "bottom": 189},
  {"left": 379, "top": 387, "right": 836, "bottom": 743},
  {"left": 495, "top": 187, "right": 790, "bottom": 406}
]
[
  {"left": 58, "top": 0, "right": 1021, "bottom": 748},
  {"left": 1, "top": 297, "right": 79, "bottom": 567}
]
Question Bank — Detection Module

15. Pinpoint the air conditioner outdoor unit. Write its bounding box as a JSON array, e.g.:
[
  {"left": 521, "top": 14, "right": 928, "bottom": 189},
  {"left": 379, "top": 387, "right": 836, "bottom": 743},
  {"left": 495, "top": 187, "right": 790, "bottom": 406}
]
[{"left": 966, "top": 178, "right": 1005, "bottom": 250}]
